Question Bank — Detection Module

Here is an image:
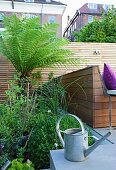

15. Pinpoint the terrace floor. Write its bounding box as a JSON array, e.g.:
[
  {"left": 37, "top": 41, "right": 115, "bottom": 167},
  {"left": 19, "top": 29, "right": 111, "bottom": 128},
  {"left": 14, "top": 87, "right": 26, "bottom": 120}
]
[
  {"left": 50, "top": 128, "right": 116, "bottom": 170},
  {"left": 95, "top": 127, "right": 116, "bottom": 144}
]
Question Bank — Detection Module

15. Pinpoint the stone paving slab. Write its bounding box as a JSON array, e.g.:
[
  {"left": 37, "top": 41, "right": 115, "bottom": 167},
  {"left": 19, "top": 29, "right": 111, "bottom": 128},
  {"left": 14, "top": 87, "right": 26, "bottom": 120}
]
[
  {"left": 95, "top": 128, "right": 116, "bottom": 143},
  {"left": 50, "top": 144, "right": 116, "bottom": 170},
  {"left": 50, "top": 128, "right": 116, "bottom": 170}
]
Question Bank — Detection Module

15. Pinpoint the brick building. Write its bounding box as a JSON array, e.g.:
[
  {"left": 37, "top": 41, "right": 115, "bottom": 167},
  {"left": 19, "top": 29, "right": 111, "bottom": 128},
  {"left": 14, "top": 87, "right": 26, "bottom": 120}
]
[
  {"left": 63, "top": 3, "right": 112, "bottom": 41},
  {"left": 0, "top": 0, "right": 66, "bottom": 37}
]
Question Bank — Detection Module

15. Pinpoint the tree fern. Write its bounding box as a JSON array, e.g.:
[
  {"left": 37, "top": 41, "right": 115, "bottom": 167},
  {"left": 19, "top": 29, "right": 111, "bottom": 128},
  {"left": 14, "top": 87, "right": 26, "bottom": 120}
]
[{"left": 0, "top": 15, "right": 71, "bottom": 79}]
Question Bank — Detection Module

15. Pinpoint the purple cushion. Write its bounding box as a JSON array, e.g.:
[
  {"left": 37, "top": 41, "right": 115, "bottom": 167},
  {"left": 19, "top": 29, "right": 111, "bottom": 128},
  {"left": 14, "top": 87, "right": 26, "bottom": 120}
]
[{"left": 103, "top": 63, "right": 116, "bottom": 90}]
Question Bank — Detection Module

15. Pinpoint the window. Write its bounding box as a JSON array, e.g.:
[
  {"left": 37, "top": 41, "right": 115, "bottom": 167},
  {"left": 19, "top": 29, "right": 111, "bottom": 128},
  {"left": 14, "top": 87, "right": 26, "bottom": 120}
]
[
  {"left": 88, "top": 15, "right": 93, "bottom": 23},
  {"left": 68, "top": 29, "right": 70, "bottom": 37},
  {"left": 72, "top": 24, "right": 74, "bottom": 32},
  {"left": 25, "top": 0, "right": 34, "bottom": 2},
  {"left": 88, "top": 3, "right": 97, "bottom": 9},
  {"left": 46, "top": 0, "right": 51, "bottom": 2},
  {"left": 103, "top": 5, "right": 112, "bottom": 12},
  {"left": 48, "top": 16, "right": 56, "bottom": 24},
  {"left": 0, "top": 13, "right": 4, "bottom": 22},
  {"left": 74, "top": 22, "right": 76, "bottom": 30},
  {"left": 24, "top": 14, "right": 37, "bottom": 18}
]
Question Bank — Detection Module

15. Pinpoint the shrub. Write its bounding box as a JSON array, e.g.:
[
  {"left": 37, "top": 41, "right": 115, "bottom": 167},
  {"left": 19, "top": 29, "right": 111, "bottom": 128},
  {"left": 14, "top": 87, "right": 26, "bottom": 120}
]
[
  {"left": 74, "top": 8, "right": 116, "bottom": 42},
  {"left": 0, "top": 107, "right": 81, "bottom": 169},
  {"left": 27, "top": 112, "right": 81, "bottom": 169},
  {"left": 0, "top": 78, "right": 94, "bottom": 169}
]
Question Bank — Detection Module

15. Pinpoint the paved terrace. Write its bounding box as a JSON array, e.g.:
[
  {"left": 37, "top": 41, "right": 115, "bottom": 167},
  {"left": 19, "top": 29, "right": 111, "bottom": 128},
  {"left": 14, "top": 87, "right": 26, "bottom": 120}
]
[
  {"left": 95, "top": 128, "right": 116, "bottom": 144},
  {"left": 50, "top": 128, "right": 116, "bottom": 170}
]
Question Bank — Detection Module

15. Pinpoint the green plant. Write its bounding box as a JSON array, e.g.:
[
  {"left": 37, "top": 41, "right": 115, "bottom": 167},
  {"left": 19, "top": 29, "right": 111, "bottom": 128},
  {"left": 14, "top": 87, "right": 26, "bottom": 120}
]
[
  {"left": 0, "top": 153, "right": 8, "bottom": 168},
  {"left": 0, "top": 15, "right": 71, "bottom": 80},
  {"left": 27, "top": 112, "right": 94, "bottom": 169},
  {"left": 0, "top": 76, "right": 95, "bottom": 169},
  {"left": 31, "top": 71, "right": 42, "bottom": 80},
  {"left": 36, "top": 78, "right": 67, "bottom": 114},
  {"left": 88, "top": 136, "right": 95, "bottom": 146},
  {"left": 8, "top": 158, "right": 34, "bottom": 170},
  {"left": 75, "top": 7, "right": 116, "bottom": 42},
  {"left": 0, "top": 77, "right": 80, "bottom": 169},
  {"left": 0, "top": 76, "right": 38, "bottom": 164},
  {"left": 48, "top": 71, "right": 54, "bottom": 80},
  {"left": 27, "top": 112, "right": 81, "bottom": 169},
  {"left": 75, "top": 20, "right": 106, "bottom": 42},
  {"left": 0, "top": 105, "right": 80, "bottom": 169}
]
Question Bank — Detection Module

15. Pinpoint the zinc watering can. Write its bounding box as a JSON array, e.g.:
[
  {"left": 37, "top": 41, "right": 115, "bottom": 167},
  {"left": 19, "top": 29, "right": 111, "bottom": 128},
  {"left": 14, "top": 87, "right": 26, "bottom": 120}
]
[{"left": 56, "top": 114, "right": 111, "bottom": 162}]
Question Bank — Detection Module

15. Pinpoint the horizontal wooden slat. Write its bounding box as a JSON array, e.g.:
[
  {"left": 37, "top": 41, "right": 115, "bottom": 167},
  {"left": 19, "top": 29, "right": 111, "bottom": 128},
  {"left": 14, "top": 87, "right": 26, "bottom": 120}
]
[
  {"left": 0, "top": 42, "right": 116, "bottom": 129},
  {"left": 95, "top": 96, "right": 116, "bottom": 102}
]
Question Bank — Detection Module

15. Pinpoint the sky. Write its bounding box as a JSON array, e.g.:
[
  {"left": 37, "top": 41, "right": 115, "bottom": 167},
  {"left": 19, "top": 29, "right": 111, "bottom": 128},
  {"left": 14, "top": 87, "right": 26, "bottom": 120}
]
[{"left": 59, "top": 0, "right": 116, "bottom": 31}]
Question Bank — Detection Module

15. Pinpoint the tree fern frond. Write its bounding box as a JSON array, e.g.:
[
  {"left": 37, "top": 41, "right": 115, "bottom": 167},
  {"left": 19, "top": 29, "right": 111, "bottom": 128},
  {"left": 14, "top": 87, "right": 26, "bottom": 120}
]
[{"left": 0, "top": 15, "right": 73, "bottom": 79}]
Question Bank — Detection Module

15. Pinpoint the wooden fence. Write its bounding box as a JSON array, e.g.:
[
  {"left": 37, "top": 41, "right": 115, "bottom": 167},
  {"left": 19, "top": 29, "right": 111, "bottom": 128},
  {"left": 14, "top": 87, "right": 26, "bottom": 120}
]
[{"left": 0, "top": 42, "right": 116, "bottom": 102}]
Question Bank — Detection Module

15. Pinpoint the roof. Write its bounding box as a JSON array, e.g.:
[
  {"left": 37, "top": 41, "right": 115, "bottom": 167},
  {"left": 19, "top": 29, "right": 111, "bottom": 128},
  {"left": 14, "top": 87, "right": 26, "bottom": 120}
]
[
  {"left": 4, "top": 0, "right": 66, "bottom": 6},
  {"left": 79, "top": 3, "right": 109, "bottom": 15}
]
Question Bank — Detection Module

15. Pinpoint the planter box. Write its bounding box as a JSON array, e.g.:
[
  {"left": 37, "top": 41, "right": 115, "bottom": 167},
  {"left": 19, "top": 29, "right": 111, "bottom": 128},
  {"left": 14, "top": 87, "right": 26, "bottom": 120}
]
[{"left": 61, "top": 66, "right": 116, "bottom": 128}]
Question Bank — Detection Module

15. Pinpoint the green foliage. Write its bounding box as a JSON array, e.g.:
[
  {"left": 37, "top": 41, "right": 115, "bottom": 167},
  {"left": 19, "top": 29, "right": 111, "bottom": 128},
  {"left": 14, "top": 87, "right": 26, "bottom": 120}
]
[
  {"left": 27, "top": 112, "right": 58, "bottom": 169},
  {"left": 0, "top": 100, "right": 80, "bottom": 169},
  {"left": 48, "top": 71, "right": 54, "bottom": 80},
  {"left": 75, "top": 8, "right": 116, "bottom": 42},
  {"left": 0, "top": 154, "right": 8, "bottom": 168},
  {"left": 27, "top": 112, "right": 81, "bottom": 169},
  {"left": 0, "top": 77, "right": 38, "bottom": 166},
  {"left": 75, "top": 20, "right": 106, "bottom": 42},
  {"left": 0, "top": 77, "right": 73, "bottom": 169},
  {"left": 88, "top": 136, "right": 95, "bottom": 146},
  {"left": 0, "top": 77, "right": 94, "bottom": 169},
  {"left": 8, "top": 158, "right": 34, "bottom": 170},
  {"left": 36, "top": 78, "right": 67, "bottom": 114},
  {"left": 0, "top": 15, "right": 71, "bottom": 79},
  {"left": 31, "top": 71, "right": 42, "bottom": 80}
]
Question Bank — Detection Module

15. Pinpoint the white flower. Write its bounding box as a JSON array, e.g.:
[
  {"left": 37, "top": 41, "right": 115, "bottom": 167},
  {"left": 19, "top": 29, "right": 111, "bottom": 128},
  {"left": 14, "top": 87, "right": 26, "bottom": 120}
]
[
  {"left": 54, "top": 143, "right": 58, "bottom": 149},
  {"left": 48, "top": 110, "right": 51, "bottom": 113}
]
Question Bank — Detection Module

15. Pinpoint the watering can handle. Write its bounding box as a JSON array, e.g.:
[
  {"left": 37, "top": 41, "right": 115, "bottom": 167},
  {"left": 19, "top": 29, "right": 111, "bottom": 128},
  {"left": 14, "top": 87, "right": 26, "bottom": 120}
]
[{"left": 56, "top": 114, "right": 85, "bottom": 148}]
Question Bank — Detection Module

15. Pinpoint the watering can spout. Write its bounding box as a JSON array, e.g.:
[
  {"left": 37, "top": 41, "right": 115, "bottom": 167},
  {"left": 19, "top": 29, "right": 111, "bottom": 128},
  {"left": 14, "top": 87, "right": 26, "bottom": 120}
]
[{"left": 84, "top": 132, "right": 111, "bottom": 157}]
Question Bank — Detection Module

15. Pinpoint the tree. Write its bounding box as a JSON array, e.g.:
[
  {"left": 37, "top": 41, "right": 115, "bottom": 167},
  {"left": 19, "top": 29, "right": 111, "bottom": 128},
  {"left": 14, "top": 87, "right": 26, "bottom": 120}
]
[
  {"left": 74, "top": 8, "right": 116, "bottom": 42},
  {"left": 0, "top": 15, "right": 71, "bottom": 79}
]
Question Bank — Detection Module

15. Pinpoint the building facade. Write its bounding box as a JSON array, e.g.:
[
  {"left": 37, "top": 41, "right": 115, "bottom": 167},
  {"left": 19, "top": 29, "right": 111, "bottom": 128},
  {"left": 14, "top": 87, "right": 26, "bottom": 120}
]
[
  {"left": 0, "top": 0, "right": 66, "bottom": 37},
  {"left": 63, "top": 3, "right": 112, "bottom": 41}
]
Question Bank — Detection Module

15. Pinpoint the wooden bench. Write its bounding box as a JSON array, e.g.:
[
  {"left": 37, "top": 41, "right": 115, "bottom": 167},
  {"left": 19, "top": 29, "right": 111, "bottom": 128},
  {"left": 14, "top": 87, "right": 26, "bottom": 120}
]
[{"left": 60, "top": 65, "right": 116, "bottom": 128}]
